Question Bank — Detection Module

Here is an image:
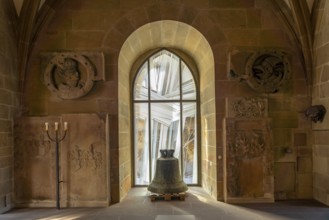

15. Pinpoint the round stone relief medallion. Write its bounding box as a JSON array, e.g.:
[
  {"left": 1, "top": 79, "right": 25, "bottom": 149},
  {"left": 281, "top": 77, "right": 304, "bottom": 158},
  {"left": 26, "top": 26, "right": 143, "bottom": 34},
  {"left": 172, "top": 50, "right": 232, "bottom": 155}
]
[
  {"left": 44, "top": 53, "right": 96, "bottom": 99},
  {"left": 245, "top": 50, "right": 290, "bottom": 93}
]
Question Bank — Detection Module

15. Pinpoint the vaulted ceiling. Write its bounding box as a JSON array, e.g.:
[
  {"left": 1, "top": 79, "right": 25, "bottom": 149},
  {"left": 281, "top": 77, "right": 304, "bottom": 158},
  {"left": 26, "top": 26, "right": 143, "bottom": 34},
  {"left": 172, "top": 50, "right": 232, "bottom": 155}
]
[
  {"left": 10, "top": 0, "right": 318, "bottom": 17},
  {"left": 11, "top": 0, "right": 317, "bottom": 18},
  {"left": 284, "top": 0, "right": 315, "bottom": 13},
  {"left": 10, "top": 0, "right": 318, "bottom": 86},
  {"left": 12, "top": 0, "right": 46, "bottom": 16}
]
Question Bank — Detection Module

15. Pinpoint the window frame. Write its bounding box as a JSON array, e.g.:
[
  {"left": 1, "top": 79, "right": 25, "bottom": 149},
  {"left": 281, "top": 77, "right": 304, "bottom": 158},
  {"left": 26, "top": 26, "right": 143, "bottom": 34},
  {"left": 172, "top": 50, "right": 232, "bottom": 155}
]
[{"left": 131, "top": 48, "right": 201, "bottom": 186}]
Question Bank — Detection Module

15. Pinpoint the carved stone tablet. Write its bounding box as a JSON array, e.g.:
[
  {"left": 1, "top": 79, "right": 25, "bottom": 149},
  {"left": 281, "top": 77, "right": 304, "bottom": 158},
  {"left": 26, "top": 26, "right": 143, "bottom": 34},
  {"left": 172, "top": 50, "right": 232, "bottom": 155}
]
[
  {"left": 43, "top": 53, "right": 98, "bottom": 99},
  {"left": 225, "top": 118, "right": 274, "bottom": 202},
  {"left": 245, "top": 50, "right": 290, "bottom": 93},
  {"left": 227, "top": 97, "right": 268, "bottom": 118}
]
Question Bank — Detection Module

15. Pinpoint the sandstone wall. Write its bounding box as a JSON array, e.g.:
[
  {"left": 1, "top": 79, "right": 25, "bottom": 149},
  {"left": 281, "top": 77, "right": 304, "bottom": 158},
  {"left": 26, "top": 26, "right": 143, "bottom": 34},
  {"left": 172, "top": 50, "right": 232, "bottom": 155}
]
[
  {"left": 0, "top": 0, "right": 19, "bottom": 214},
  {"left": 313, "top": 0, "right": 329, "bottom": 206},
  {"left": 18, "top": 0, "right": 312, "bottom": 204}
]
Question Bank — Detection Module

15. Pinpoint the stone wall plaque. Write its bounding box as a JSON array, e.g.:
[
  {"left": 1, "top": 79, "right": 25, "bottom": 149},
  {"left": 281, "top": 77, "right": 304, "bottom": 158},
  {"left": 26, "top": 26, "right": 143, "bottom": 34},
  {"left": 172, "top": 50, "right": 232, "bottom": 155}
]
[
  {"left": 61, "top": 114, "right": 109, "bottom": 207},
  {"left": 225, "top": 118, "right": 274, "bottom": 202},
  {"left": 42, "top": 52, "right": 104, "bottom": 99},
  {"left": 226, "top": 97, "right": 268, "bottom": 118},
  {"left": 228, "top": 49, "right": 290, "bottom": 93},
  {"left": 14, "top": 116, "right": 60, "bottom": 205},
  {"left": 245, "top": 50, "right": 290, "bottom": 93}
]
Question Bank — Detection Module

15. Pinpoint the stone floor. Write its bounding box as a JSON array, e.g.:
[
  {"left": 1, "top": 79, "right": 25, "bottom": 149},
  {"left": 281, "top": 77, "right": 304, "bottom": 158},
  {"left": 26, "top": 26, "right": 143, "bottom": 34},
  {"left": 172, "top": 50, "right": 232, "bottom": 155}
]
[{"left": 2, "top": 187, "right": 329, "bottom": 220}]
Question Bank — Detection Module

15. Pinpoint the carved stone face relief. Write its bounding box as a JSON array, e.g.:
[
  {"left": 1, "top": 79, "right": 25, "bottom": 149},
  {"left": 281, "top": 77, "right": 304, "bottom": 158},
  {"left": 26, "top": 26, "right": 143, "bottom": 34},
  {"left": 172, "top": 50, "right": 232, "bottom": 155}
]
[
  {"left": 44, "top": 53, "right": 96, "bottom": 99},
  {"left": 245, "top": 50, "right": 290, "bottom": 93}
]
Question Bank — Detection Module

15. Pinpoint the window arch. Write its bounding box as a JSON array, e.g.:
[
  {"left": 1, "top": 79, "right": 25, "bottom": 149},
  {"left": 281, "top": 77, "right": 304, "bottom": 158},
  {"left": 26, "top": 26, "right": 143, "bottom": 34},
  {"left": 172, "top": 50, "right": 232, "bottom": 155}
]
[{"left": 133, "top": 49, "right": 199, "bottom": 185}]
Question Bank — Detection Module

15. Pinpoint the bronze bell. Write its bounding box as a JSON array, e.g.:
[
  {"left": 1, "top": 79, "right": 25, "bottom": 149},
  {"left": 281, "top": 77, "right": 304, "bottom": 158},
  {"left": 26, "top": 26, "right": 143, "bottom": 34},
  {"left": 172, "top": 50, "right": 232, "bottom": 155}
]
[{"left": 148, "top": 149, "right": 188, "bottom": 194}]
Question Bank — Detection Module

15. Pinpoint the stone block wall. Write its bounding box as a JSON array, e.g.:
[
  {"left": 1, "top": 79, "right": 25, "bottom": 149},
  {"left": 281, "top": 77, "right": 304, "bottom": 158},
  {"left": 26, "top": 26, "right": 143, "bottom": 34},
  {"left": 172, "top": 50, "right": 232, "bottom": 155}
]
[
  {"left": 313, "top": 0, "right": 329, "bottom": 206},
  {"left": 218, "top": 0, "right": 313, "bottom": 200},
  {"left": 0, "top": 0, "right": 19, "bottom": 214},
  {"left": 16, "top": 0, "right": 313, "bottom": 205}
]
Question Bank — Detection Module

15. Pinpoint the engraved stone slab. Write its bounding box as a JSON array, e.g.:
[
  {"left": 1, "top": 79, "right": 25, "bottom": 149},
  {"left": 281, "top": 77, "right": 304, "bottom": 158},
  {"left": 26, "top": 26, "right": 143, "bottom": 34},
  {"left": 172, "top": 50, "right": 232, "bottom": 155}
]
[
  {"left": 14, "top": 116, "right": 60, "bottom": 204},
  {"left": 61, "top": 114, "right": 109, "bottom": 207},
  {"left": 224, "top": 118, "right": 274, "bottom": 202}
]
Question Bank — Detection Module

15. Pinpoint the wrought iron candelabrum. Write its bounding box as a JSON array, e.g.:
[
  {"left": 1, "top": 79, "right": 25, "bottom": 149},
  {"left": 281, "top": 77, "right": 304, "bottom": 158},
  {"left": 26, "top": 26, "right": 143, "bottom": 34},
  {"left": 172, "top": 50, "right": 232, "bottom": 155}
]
[{"left": 44, "top": 121, "right": 68, "bottom": 210}]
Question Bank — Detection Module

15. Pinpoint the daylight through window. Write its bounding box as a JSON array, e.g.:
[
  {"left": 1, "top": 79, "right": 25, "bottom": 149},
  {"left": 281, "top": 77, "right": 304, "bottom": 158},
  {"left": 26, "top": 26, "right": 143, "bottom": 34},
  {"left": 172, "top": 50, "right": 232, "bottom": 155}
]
[{"left": 133, "top": 49, "right": 199, "bottom": 185}]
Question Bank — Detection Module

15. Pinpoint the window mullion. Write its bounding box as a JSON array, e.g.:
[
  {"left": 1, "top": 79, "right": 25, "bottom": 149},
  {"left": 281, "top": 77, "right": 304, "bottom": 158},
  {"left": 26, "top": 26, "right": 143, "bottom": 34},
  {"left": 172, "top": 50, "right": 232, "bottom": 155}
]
[
  {"left": 179, "top": 58, "right": 183, "bottom": 176},
  {"left": 148, "top": 59, "right": 152, "bottom": 183}
]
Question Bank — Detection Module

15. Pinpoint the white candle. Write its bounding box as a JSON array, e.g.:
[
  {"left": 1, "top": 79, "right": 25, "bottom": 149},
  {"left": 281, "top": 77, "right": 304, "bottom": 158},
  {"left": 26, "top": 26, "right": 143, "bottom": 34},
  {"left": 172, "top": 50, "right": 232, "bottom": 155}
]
[
  {"left": 45, "top": 122, "right": 49, "bottom": 131},
  {"left": 64, "top": 122, "right": 68, "bottom": 131},
  {"left": 55, "top": 122, "right": 58, "bottom": 131}
]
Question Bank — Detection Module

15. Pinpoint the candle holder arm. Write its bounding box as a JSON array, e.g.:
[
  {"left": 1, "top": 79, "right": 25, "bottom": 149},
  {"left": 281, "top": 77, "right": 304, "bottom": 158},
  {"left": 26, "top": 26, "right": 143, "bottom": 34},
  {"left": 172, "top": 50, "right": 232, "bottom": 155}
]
[
  {"left": 59, "top": 130, "right": 67, "bottom": 142},
  {"left": 46, "top": 130, "right": 56, "bottom": 142}
]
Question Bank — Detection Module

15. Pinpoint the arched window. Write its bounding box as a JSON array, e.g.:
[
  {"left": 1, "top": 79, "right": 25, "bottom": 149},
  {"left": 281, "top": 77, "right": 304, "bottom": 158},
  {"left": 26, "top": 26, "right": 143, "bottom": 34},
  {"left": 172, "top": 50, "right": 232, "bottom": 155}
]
[{"left": 133, "top": 49, "right": 199, "bottom": 185}]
